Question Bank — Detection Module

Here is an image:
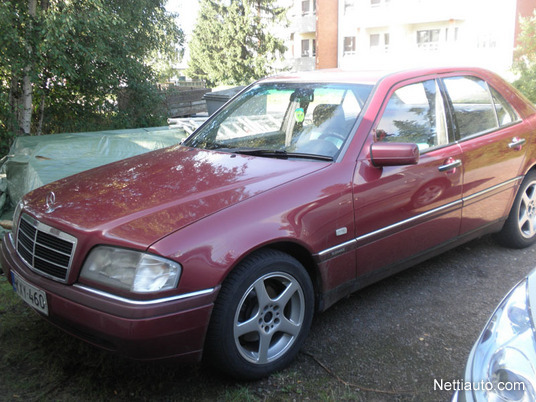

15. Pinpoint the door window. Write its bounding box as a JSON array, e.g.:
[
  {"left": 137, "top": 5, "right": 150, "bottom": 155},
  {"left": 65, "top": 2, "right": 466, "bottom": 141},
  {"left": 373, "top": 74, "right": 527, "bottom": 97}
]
[
  {"left": 443, "top": 76, "right": 498, "bottom": 138},
  {"left": 490, "top": 86, "right": 519, "bottom": 126},
  {"left": 374, "top": 79, "right": 448, "bottom": 151}
]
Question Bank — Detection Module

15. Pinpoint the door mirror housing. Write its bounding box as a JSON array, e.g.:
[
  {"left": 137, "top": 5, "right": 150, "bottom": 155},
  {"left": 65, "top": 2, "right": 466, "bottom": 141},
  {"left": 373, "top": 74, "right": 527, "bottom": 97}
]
[{"left": 369, "top": 142, "right": 419, "bottom": 167}]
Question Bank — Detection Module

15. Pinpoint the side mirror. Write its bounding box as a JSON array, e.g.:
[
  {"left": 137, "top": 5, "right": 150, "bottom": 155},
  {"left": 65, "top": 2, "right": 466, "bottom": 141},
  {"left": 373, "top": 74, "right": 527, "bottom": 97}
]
[{"left": 369, "top": 142, "right": 419, "bottom": 167}]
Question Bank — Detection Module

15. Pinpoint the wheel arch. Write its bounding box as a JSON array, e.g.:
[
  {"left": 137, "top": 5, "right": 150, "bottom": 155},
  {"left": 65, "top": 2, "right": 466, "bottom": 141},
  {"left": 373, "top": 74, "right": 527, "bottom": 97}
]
[
  {"left": 495, "top": 167, "right": 536, "bottom": 248},
  {"left": 222, "top": 240, "right": 323, "bottom": 313},
  {"left": 524, "top": 163, "right": 536, "bottom": 177},
  {"left": 268, "top": 241, "right": 322, "bottom": 311}
]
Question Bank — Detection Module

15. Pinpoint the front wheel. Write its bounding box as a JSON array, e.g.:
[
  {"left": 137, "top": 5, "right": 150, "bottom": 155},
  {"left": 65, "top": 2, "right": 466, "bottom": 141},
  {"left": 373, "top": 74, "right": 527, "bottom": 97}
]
[
  {"left": 204, "top": 249, "right": 314, "bottom": 380},
  {"left": 496, "top": 170, "right": 536, "bottom": 248}
]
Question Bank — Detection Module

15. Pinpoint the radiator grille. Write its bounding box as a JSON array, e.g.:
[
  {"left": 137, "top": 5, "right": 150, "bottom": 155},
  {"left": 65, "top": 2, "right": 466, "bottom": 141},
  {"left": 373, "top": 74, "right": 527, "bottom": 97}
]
[{"left": 16, "top": 214, "right": 77, "bottom": 282}]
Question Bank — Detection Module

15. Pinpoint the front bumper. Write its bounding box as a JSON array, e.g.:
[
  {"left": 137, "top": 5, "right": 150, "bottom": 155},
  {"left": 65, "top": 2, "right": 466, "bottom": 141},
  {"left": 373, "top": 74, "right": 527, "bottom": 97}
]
[{"left": 1, "top": 233, "right": 217, "bottom": 362}]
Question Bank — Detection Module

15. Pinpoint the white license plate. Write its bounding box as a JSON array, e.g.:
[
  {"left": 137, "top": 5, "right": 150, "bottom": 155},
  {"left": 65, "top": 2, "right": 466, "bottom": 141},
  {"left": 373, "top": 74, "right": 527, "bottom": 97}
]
[{"left": 11, "top": 272, "right": 49, "bottom": 316}]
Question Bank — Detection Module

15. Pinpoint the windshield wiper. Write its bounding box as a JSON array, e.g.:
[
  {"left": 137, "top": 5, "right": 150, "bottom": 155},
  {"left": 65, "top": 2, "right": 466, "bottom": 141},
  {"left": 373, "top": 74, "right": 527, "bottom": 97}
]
[{"left": 225, "top": 148, "right": 334, "bottom": 162}]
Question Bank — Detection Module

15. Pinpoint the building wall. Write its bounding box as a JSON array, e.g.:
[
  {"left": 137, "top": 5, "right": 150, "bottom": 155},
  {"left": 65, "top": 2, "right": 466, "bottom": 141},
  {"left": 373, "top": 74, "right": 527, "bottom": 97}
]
[
  {"left": 337, "top": 0, "right": 526, "bottom": 77},
  {"left": 316, "top": 0, "right": 339, "bottom": 69},
  {"left": 286, "top": 0, "right": 535, "bottom": 76},
  {"left": 287, "top": 0, "right": 317, "bottom": 71}
]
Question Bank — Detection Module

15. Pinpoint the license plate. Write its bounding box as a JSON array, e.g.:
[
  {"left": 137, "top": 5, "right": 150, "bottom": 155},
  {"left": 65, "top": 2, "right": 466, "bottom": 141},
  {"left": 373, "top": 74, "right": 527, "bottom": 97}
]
[{"left": 11, "top": 272, "right": 49, "bottom": 316}]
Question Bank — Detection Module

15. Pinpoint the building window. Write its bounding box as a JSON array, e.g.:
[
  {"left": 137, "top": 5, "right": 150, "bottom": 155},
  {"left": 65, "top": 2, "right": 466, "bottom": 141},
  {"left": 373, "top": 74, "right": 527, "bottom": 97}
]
[
  {"left": 371, "top": 0, "right": 390, "bottom": 6},
  {"left": 344, "top": 36, "right": 356, "bottom": 56},
  {"left": 384, "top": 33, "right": 390, "bottom": 49},
  {"left": 344, "top": 0, "right": 356, "bottom": 14},
  {"left": 370, "top": 33, "right": 390, "bottom": 52},
  {"left": 445, "top": 27, "right": 459, "bottom": 42},
  {"left": 417, "top": 29, "right": 440, "bottom": 50},
  {"left": 302, "top": 0, "right": 315, "bottom": 16},
  {"left": 301, "top": 39, "right": 315, "bottom": 57},
  {"left": 370, "top": 34, "right": 380, "bottom": 47},
  {"left": 301, "top": 39, "right": 310, "bottom": 57},
  {"left": 477, "top": 34, "right": 497, "bottom": 49}
]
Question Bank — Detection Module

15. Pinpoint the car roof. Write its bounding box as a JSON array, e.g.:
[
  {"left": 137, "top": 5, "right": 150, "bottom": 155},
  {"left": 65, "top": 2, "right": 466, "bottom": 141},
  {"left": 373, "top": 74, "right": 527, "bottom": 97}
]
[
  {"left": 260, "top": 69, "right": 385, "bottom": 85},
  {"left": 259, "top": 67, "right": 496, "bottom": 86}
]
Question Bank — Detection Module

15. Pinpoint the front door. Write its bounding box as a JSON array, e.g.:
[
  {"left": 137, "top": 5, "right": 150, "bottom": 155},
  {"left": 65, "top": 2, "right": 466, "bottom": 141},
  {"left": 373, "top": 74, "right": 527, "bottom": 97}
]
[{"left": 353, "top": 77, "right": 463, "bottom": 279}]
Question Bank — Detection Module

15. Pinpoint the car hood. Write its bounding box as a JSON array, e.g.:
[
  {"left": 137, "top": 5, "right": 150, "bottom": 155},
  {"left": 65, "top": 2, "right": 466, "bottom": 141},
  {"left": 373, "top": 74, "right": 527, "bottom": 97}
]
[{"left": 23, "top": 145, "right": 328, "bottom": 248}]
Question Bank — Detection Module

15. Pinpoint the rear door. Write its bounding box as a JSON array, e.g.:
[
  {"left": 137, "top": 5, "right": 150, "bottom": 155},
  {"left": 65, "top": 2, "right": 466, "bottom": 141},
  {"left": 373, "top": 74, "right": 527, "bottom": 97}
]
[
  {"left": 353, "top": 77, "right": 463, "bottom": 278},
  {"left": 441, "top": 74, "right": 528, "bottom": 234}
]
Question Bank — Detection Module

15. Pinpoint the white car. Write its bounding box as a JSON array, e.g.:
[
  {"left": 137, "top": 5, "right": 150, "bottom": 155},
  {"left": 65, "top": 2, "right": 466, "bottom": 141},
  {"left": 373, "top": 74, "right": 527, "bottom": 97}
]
[{"left": 453, "top": 269, "right": 536, "bottom": 401}]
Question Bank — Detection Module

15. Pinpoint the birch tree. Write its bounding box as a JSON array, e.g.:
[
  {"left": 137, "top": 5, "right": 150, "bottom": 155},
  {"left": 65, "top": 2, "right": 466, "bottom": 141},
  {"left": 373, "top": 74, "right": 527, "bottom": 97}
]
[{"left": 0, "top": 0, "right": 183, "bottom": 153}]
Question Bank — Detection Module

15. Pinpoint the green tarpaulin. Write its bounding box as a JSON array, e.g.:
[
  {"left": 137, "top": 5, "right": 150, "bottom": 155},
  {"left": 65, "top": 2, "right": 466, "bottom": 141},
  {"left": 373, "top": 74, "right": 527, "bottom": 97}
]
[{"left": 1, "top": 126, "right": 189, "bottom": 221}]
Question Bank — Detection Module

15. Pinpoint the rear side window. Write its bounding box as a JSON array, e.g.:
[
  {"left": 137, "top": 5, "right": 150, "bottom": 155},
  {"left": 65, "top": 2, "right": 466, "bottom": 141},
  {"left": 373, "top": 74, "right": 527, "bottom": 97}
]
[
  {"left": 442, "top": 76, "right": 519, "bottom": 139},
  {"left": 490, "top": 86, "right": 519, "bottom": 126}
]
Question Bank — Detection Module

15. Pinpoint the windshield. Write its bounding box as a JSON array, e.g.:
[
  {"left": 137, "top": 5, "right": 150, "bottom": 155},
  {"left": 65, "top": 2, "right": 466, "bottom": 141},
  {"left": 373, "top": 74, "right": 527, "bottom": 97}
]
[{"left": 184, "top": 82, "right": 373, "bottom": 160}]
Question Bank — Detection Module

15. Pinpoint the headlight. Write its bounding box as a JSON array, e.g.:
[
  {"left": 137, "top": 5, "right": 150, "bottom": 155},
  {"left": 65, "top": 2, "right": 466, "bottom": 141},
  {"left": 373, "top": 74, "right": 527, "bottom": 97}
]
[
  {"left": 80, "top": 246, "right": 181, "bottom": 293},
  {"left": 12, "top": 201, "right": 23, "bottom": 236},
  {"left": 465, "top": 278, "right": 536, "bottom": 401}
]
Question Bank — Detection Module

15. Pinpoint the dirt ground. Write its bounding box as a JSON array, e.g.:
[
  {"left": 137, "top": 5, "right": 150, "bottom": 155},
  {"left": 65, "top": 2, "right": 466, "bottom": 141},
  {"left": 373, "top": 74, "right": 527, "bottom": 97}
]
[{"left": 1, "top": 234, "right": 534, "bottom": 401}]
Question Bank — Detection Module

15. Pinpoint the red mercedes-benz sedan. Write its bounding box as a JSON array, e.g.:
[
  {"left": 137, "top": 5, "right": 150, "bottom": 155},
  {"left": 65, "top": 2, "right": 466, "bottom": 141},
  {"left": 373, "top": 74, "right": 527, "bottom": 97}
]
[{"left": 3, "top": 67, "right": 536, "bottom": 379}]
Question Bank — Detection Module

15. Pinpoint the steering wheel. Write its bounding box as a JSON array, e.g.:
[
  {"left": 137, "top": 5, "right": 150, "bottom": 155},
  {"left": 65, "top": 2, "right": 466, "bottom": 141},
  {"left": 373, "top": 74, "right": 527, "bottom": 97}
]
[{"left": 319, "top": 131, "right": 346, "bottom": 147}]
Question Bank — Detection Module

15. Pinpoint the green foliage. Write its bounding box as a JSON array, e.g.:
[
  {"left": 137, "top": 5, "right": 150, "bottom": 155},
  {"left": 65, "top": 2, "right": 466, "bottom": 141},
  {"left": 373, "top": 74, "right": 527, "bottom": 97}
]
[
  {"left": 187, "top": 0, "right": 287, "bottom": 87},
  {"left": 512, "top": 10, "right": 536, "bottom": 103},
  {"left": 0, "top": 0, "right": 184, "bottom": 156}
]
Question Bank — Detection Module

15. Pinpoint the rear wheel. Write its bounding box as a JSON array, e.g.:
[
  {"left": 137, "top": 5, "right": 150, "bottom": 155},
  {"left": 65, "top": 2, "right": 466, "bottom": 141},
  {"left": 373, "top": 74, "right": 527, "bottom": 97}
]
[
  {"left": 205, "top": 249, "right": 314, "bottom": 380},
  {"left": 496, "top": 170, "right": 536, "bottom": 248}
]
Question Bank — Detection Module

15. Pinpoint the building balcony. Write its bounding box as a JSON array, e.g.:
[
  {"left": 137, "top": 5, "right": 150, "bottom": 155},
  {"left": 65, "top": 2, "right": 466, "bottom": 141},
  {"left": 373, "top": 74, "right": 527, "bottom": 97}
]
[
  {"left": 293, "top": 56, "right": 315, "bottom": 71},
  {"left": 292, "top": 12, "right": 316, "bottom": 34},
  {"left": 343, "top": 0, "right": 467, "bottom": 28}
]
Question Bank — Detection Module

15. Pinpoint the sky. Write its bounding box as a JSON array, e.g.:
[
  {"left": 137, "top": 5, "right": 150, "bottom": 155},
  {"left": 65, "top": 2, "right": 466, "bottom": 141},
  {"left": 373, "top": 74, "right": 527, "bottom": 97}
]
[{"left": 166, "top": 0, "right": 200, "bottom": 38}]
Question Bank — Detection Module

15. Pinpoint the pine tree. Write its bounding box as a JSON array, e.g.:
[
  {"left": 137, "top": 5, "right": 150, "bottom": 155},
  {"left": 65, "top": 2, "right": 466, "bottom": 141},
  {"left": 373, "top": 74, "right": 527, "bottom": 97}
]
[{"left": 187, "top": 0, "right": 287, "bottom": 87}]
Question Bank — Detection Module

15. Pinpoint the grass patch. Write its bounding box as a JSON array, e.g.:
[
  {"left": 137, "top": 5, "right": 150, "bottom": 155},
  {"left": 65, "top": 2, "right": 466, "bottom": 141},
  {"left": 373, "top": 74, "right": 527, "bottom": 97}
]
[
  {"left": 0, "top": 274, "right": 202, "bottom": 400},
  {"left": 0, "top": 273, "right": 361, "bottom": 401}
]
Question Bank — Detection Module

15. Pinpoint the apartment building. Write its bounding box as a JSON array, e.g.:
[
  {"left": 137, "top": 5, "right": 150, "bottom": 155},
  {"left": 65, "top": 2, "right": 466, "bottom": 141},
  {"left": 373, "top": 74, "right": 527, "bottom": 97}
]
[{"left": 287, "top": 0, "right": 535, "bottom": 77}]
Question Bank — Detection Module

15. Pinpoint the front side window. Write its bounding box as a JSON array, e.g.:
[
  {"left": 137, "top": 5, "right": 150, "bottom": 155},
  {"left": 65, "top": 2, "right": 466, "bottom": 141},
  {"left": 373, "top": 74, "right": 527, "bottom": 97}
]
[
  {"left": 184, "top": 83, "right": 374, "bottom": 160},
  {"left": 374, "top": 79, "right": 448, "bottom": 151}
]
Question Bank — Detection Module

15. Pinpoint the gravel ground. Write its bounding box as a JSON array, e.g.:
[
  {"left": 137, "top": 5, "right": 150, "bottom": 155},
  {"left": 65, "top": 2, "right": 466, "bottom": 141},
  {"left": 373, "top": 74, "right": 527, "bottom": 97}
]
[
  {"left": 2, "top": 234, "right": 534, "bottom": 401},
  {"left": 296, "top": 234, "right": 533, "bottom": 401}
]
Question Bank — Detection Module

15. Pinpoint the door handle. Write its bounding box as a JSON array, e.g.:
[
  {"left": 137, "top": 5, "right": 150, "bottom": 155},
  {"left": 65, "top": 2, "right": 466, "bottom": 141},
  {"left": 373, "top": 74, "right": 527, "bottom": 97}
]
[
  {"left": 508, "top": 137, "right": 526, "bottom": 150},
  {"left": 438, "top": 159, "right": 462, "bottom": 173}
]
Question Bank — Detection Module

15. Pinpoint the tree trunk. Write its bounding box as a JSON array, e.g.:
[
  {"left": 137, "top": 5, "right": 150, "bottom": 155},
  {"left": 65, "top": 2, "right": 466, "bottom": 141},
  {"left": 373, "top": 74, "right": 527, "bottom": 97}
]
[
  {"left": 36, "top": 92, "right": 46, "bottom": 136},
  {"left": 21, "top": 71, "right": 32, "bottom": 134},
  {"left": 21, "top": 0, "right": 37, "bottom": 135}
]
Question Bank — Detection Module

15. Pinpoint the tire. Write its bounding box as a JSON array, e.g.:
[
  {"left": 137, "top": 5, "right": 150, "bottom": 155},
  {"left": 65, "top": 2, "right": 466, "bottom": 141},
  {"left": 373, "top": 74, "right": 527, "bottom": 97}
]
[
  {"left": 204, "top": 249, "right": 314, "bottom": 380},
  {"left": 496, "top": 170, "right": 536, "bottom": 249}
]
